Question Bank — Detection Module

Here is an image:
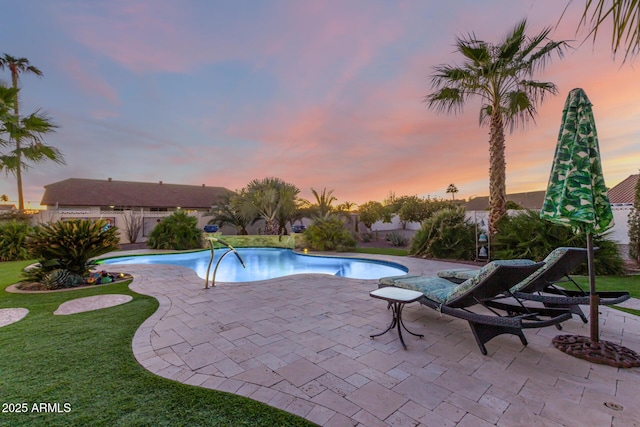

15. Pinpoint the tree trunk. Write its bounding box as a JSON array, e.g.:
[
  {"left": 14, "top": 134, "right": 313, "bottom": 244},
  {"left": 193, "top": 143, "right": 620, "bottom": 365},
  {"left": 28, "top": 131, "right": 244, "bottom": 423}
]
[
  {"left": 488, "top": 112, "right": 507, "bottom": 235},
  {"left": 264, "top": 219, "right": 280, "bottom": 235},
  {"left": 11, "top": 69, "right": 24, "bottom": 211}
]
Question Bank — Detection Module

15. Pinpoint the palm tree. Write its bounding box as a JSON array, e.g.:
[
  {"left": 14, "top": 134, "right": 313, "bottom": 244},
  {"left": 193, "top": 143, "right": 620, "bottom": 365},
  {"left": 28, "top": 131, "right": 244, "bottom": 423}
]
[
  {"left": 425, "top": 19, "right": 567, "bottom": 234},
  {"left": 207, "top": 190, "right": 250, "bottom": 235},
  {"left": 0, "top": 96, "right": 64, "bottom": 194},
  {"left": 336, "top": 201, "right": 357, "bottom": 213},
  {"left": 574, "top": 0, "right": 640, "bottom": 61},
  {"left": 233, "top": 177, "right": 301, "bottom": 235},
  {"left": 0, "top": 54, "right": 62, "bottom": 210},
  {"left": 310, "top": 187, "right": 337, "bottom": 218},
  {"left": 446, "top": 184, "right": 458, "bottom": 201}
]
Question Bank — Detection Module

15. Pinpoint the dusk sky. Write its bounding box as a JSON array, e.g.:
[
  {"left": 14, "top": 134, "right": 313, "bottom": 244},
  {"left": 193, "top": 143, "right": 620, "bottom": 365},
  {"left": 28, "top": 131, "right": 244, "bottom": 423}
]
[{"left": 1, "top": 0, "right": 638, "bottom": 209}]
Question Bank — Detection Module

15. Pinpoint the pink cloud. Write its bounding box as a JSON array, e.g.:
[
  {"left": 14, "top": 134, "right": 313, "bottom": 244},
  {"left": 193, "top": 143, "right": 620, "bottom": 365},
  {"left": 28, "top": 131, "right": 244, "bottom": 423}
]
[{"left": 59, "top": 56, "right": 120, "bottom": 109}]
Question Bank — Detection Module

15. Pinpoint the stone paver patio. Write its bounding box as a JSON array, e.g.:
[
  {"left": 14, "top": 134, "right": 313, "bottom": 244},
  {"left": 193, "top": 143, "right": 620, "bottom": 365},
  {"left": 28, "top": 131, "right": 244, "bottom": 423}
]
[{"left": 106, "top": 254, "right": 640, "bottom": 426}]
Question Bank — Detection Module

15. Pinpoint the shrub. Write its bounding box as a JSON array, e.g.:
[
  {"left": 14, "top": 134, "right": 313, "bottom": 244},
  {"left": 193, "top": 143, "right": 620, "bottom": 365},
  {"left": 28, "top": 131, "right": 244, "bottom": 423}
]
[
  {"left": 0, "top": 221, "right": 31, "bottom": 261},
  {"left": 386, "top": 231, "right": 408, "bottom": 247},
  {"left": 409, "top": 208, "right": 476, "bottom": 260},
  {"left": 493, "top": 210, "right": 624, "bottom": 275},
  {"left": 147, "top": 211, "right": 203, "bottom": 250},
  {"left": 303, "top": 215, "right": 356, "bottom": 251},
  {"left": 359, "top": 232, "right": 373, "bottom": 243},
  {"left": 25, "top": 219, "right": 120, "bottom": 278}
]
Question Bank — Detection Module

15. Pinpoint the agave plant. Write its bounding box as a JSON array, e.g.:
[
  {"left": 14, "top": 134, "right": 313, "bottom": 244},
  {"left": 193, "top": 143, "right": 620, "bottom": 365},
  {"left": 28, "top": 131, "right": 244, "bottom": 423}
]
[{"left": 26, "top": 218, "right": 120, "bottom": 276}]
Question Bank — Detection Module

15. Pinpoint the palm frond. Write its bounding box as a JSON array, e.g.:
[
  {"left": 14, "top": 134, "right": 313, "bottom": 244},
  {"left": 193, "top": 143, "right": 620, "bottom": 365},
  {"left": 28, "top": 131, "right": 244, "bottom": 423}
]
[{"left": 579, "top": 0, "right": 640, "bottom": 61}]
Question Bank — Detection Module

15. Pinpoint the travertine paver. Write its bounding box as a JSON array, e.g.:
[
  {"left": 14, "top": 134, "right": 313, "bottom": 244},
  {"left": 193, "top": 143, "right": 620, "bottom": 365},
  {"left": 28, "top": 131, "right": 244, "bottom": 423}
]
[
  {"left": 102, "top": 253, "right": 640, "bottom": 427},
  {"left": 0, "top": 308, "right": 28, "bottom": 327}
]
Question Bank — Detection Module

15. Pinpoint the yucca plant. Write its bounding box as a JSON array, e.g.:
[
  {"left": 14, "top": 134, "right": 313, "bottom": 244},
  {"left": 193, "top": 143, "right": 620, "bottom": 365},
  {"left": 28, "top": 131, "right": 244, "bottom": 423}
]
[
  {"left": 25, "top": 218, "right": 120, "bottom": 276},
  {"left": 386, "top": 231, "right": 408, "bottom": 247},
  {"left": 409, "top": 208, "right": 476, "bottom": 260},
  {"left": 147, "top": 210, "right": 203, "bottom": 250},
  {"left": 0, "top": 220, "right": 31, "bottom": 261},
  {"left": 493, "top": 210, "right": 624, "bottom": 275}
]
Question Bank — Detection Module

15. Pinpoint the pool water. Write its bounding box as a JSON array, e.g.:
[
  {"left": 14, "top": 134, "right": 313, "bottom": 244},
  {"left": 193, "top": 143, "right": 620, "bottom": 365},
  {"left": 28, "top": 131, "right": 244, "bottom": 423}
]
[{"left": 100, "top": 248, "right": 408, "bottom": 282}]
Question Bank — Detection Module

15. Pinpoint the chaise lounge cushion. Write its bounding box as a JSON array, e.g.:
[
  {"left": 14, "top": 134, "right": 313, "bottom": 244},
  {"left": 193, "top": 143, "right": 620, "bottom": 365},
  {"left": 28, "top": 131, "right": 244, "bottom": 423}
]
[
  {"left": 390, "top": 259, "right": 536, "bottom": 305},
  {"left": 437, "top": 248, "right": 574, "bottom": 292}
]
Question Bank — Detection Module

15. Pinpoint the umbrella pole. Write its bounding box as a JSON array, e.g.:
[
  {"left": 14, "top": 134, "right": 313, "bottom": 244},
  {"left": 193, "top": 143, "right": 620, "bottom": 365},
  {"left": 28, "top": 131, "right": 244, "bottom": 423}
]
[
  {"left": 553, "top": 232, "right": 640, "bottom": 367},
  {"left": 587, "top": 233, "right": 599, "bottom": 342}
]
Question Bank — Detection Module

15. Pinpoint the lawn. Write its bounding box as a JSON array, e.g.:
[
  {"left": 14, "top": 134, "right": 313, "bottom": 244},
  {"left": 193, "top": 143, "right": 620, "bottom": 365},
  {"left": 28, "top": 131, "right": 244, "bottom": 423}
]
[
  {"left": 0, "top": 260, "right": 314, "bottom": 427},
  {"left": 573, "top": 274, "right": 640, "bottom": 316}
]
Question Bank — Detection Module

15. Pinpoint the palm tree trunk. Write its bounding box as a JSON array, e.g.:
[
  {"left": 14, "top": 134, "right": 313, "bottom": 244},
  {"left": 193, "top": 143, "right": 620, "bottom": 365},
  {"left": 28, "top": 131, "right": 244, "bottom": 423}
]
[
  {"left": 488, "top": 112, "right": 507, "bottom": 235},
  {"left": 10, "top": 68, "right": 24, "bottom": 211},
  {"left": 264, "top": 219, "right": 280, "bottom": 235}
]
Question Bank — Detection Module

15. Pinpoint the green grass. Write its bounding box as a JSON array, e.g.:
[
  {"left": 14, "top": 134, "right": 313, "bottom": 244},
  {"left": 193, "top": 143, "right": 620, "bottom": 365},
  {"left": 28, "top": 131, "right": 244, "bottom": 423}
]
[
  {"left": 573, "top": 274, "right": 640, "bottom": 317},
  {"left": 352, "top": 247, "right": 409, "bottom": 256},
  {"left": 0, "top": 260, "right": 315, "bottom": 427}
]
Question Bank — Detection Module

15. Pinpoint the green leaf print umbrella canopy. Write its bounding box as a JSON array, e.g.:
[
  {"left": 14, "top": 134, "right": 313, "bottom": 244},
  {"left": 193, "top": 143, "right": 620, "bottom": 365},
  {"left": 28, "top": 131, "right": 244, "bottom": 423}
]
[
  {"left": 540, "top": 88, "right": 640, "bottom": 368},
  {"left": 540, "top": 88, "right": 613, "bottom": 233}
]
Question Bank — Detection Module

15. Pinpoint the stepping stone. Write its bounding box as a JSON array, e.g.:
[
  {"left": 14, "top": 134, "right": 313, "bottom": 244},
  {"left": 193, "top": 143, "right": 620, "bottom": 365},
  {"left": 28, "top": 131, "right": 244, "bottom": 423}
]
[
  {"left": 0, "top": 308, "right": 29, "bottom": 327},
  {"left": 54, "top": 294, "right": 133, "bottom": 315}
]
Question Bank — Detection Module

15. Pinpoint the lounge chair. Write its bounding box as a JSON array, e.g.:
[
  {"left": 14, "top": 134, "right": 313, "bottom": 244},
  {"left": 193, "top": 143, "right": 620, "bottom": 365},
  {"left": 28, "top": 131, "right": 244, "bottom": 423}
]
[
  {"left": 379, "top": 261, "right": 573, "bottom": 355},
  {"left": 437, "top": 247, "right": 630, "bottom": 323}
]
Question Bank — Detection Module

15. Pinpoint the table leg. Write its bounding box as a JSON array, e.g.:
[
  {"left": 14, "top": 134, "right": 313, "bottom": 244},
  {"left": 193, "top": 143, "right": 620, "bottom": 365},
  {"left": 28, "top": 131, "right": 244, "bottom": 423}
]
[
  {"left": 371, "top": 301, "right": 424, "bottom": 350},
  {"left": 395, "top": 302, "right": 424, "bottom": 349}
]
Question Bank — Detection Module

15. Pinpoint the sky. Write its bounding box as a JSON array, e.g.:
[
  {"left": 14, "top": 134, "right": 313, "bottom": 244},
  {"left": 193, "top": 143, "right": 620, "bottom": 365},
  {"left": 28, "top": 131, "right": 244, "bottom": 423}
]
[{"left": 1, "top": 0, "right": 638, "bottom": 209}]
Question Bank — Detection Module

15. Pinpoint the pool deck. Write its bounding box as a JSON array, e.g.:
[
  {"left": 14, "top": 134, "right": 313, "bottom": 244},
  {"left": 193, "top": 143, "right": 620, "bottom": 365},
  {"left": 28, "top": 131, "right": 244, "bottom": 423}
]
[{"left": 106, "top": 252, "right": 640, "bottom": 426}]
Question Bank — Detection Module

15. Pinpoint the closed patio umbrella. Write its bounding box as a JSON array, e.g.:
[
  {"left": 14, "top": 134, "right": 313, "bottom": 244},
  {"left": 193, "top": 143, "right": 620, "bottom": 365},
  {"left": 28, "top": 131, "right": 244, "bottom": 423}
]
[{"left": 540, "top": 88, "right": 640, "bottom": 367}]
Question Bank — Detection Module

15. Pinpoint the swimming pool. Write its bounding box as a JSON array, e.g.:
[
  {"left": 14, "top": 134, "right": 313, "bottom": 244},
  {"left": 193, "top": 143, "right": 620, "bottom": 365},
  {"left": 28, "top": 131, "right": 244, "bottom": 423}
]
[{"left": 99, "top": 248, "right": 408, "bottom": 282}]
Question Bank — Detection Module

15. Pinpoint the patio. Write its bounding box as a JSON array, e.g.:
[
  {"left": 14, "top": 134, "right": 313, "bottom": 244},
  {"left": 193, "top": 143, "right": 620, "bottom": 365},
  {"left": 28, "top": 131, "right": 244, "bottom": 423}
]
[{"left": 122, "top": 254, "right": 640, "bottom": 426}]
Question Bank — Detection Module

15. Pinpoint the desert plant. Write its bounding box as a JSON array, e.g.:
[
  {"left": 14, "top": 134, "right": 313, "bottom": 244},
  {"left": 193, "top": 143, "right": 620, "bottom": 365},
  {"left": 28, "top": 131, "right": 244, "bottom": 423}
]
[
  {"left": 40, "top": 268, "right": 84, "bottom": 290},
  {"left": 122, "top": 210, "right": 144, "bottom": 243},
  {"left": 0, "top": 220, "right": 31, "bottom": 261},
  {"left": 25, "top": 218, "right": 120, "bottom": 277},
  {"left": 493, "top": 210, "right": 624, "bottom": 275},
  {"left": 303, "top": 215, "right": 356, "bottom": 251},
  {"left": 386, "top": 231, "right": 408, "bottom": 247},
  {"left": 147, "top": 210, "right": 203, "bottom": 250},
  {"left": 410, "top": 208, "right": 476, "bottom": 260}
]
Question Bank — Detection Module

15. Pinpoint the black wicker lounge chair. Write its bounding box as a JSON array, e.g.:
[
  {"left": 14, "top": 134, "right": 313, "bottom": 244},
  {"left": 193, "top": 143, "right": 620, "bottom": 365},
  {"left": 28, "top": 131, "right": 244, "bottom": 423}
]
[
  {"left": 379, "top": 261, "right": 573, "bottom": 355},
  {"left": 437, "top": 247, "right": 630, "bottom": 323}
]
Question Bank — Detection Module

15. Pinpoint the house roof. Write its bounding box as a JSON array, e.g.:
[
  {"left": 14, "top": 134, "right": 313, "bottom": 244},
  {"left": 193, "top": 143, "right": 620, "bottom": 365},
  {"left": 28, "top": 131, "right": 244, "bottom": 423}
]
[
  {"left": 464, "top": 174, "right": 639, "bottom": 210},
  {"left": 0, "top": 204, "right": 17, "bottom": 211},
  {"left": 465, "top": 190, "right": 547, "bottom": 211},
  {"left": 41, "top": 178, "right": 231, "bottom": 209},
  {"left": 608, "top": 174, "right": 638, "bottom": 205}
]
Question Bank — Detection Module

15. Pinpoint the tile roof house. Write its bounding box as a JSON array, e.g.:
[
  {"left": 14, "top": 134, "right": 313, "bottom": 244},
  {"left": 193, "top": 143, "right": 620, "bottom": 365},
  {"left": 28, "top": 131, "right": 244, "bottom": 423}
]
[
  {"left": 41, "top": 178, "right": 231, "bottom": 211},
  {"left": 464, "top": 175, "right": 638, "bottom": 211},
  {"left": 464, "top": 190, "right": 547, "bottom": 211},
  {"left": 608, "top": 174, "right": 638, "bottom": 205}
]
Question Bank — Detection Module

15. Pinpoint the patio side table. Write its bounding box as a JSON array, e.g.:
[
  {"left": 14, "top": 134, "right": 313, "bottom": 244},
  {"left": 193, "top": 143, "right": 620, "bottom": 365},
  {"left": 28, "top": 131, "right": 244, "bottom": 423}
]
[{"left": 369, "top": 287, "right": 424, "bottom": 350}]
